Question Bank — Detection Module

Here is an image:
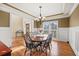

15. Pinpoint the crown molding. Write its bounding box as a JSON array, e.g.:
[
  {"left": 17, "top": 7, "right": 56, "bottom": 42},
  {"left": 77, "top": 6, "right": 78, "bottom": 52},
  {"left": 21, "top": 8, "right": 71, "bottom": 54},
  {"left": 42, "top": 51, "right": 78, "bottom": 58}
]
[
  {"left": 2, "top": 3, "right": 66, "bottom": 19},
  {"left": 69, "top": 3, "right": 79, "bottom": 16},
  {"left": 3, "top": 3, "right": 78, "bottom": 19},
  {"left": 3, "top": 3, "right": 36, "bottom": 18},
  {"left": 45, "top": 13, "right": 64, "bottom": 18},
  {"left": 45, "top": 4, "right": 79, "bottom": 19}
]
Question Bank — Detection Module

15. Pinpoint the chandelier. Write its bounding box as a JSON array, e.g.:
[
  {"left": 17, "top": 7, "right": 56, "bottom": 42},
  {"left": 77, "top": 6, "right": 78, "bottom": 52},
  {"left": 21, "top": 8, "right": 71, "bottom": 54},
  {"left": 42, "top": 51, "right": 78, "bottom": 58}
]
[
  {"left": 39, "top": 6, "right": 42, "bottom": 20},
  {"left": 35, "top": 6, "right": 45, "bottom": 22},
  {"left": 34, "top": 6, "right": 46, "bottom": 28}
]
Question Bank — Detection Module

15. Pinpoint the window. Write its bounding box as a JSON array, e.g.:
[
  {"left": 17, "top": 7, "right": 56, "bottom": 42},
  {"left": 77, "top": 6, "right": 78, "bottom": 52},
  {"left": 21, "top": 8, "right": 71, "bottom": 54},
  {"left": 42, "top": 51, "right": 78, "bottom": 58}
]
[{"left": 43, "top": 20, "right": 58, "bottom": 38}]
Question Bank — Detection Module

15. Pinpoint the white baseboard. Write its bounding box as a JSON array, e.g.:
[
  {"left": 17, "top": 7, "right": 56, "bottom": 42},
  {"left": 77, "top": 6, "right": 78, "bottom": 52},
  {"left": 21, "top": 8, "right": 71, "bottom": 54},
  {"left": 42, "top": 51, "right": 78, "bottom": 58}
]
[{"left": 69, "top": 41, "right": 77, "bottom": 55}]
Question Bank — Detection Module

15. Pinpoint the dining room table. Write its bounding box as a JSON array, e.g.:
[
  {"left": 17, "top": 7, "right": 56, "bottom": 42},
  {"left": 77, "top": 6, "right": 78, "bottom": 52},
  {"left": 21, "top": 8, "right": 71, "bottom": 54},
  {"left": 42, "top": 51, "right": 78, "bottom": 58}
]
[{"left": 32, "top": 34, "right": 48, "bottom": 41}]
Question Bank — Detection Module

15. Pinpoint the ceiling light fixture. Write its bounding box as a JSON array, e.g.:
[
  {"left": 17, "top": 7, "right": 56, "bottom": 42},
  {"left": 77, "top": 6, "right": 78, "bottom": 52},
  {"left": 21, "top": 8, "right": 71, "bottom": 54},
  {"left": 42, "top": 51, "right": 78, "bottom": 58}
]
[{"left": 35, "top": 6, "right": 45, "bottom": 22}]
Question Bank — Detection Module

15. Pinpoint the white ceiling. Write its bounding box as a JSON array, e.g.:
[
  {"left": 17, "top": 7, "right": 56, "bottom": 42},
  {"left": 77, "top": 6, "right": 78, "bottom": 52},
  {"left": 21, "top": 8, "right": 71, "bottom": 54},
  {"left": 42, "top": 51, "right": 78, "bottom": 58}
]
[{"left": 8, "top": 3, "right": 75, "bottom": 18}]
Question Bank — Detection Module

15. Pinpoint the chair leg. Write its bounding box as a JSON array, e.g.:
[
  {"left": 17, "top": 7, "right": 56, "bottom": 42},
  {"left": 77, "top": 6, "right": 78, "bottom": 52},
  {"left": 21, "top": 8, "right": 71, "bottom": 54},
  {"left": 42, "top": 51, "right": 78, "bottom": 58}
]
[
  {"left": 30, "top": 49, "right": 32, "bottom": 56},
  {"left": 49, "top": 43, "right": 52, "bottom": 56},
  {"left": 30, "top": 48, "right": 36, "bottom": 56}
]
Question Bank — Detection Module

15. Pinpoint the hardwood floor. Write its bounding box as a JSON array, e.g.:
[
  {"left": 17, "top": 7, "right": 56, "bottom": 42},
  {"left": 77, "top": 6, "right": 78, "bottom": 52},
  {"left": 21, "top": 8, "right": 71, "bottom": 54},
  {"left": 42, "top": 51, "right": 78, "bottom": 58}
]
[
  {"left": 28, "top": 40, "right": 75, "bottom": 56},
  {"left": 11, "top": 37, "right": 75, "bottom": 56},
  {"left": 51, "top": 40, "right": 75, "bottom": 56}
]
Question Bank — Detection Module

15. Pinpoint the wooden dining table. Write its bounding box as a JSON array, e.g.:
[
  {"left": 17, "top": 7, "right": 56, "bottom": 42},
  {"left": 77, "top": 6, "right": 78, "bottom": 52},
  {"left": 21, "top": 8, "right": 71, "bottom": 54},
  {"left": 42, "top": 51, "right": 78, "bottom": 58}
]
[{"left": 32, "top": 34, "right": 48, "bottom": 42}]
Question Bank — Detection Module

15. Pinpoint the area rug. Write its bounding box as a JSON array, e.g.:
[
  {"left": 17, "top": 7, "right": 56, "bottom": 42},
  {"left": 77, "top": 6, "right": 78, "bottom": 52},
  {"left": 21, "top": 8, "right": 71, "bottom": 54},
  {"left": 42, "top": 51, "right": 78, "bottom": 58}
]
[{"left": 31, "top": 51, "right": 48, "bottom": 56}]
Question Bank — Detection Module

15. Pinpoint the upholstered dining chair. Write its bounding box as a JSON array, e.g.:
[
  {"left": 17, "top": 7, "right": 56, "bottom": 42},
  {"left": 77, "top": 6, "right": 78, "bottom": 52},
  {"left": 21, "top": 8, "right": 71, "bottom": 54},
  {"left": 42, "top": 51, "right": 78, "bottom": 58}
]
[
  {"left": 40, "top": 33, "right": 52, "bottom": 54},
  {"left": 24, "top": 32, "right": 42, "bottom": 55}
]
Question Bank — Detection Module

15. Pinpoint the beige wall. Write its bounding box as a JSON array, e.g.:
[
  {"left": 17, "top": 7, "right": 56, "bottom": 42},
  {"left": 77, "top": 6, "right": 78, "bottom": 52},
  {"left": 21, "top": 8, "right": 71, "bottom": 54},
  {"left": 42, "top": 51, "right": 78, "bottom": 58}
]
[
  {"left": 58, "top": 17, "right": 70, "bottom": 27},
  {"left": 70, "top": 5, "right": 79, "bottom": 27},
  {"left": 0, "top": 10, "right": 10, "bottom": 27}
]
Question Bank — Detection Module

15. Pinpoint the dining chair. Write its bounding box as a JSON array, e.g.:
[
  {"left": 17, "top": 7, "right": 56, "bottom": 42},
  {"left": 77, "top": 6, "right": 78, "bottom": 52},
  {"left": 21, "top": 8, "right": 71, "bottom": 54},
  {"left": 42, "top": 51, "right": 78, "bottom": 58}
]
[
  {"left": 24, "top": 32, "right": 42, "bottom": 55},
  {"left": 40, "top": 33, "right": 52, "bottom": 55}
]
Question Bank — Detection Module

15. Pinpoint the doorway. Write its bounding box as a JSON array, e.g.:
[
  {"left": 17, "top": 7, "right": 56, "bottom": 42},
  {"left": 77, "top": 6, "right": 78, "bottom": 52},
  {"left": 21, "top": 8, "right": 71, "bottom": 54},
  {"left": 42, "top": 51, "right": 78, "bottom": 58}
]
[{"left": 26, "top": 24, "right": 30, "bottom": 33}]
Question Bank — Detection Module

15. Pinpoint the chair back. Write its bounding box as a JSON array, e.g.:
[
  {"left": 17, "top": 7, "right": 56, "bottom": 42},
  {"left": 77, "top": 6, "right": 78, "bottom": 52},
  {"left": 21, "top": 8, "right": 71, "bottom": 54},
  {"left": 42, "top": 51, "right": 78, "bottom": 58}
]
[
  {"left": 24, "top": 32, "right": 32, "bottom": 44},
  {"left": 46, "top": 33, "right": 52, "bottom": 43}
]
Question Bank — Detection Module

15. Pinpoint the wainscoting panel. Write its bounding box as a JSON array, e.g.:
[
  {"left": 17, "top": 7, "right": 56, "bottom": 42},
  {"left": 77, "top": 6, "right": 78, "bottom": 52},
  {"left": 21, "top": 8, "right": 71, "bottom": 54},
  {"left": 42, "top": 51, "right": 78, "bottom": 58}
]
[
  {"left": 69, "top": 27, "right": 79, "bottom": 56},
  {"left": 58, "top": 28, "right": 69, "bottom": 42},
  {"left": 0, "top": 27, "right": 12, "bottom": 47}
]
